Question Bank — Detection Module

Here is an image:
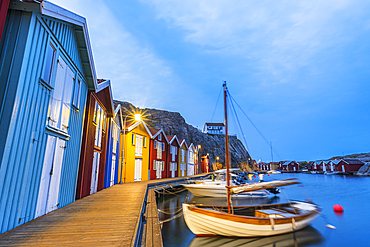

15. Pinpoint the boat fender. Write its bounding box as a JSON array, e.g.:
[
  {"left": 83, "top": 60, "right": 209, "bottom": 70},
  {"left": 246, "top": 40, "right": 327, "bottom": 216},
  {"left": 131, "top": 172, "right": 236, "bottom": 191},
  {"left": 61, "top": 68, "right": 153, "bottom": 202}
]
[
  {"left": 292, "top": 218, "right": 296, "bottom": 230},
  {"left": 270, "top": 218, "right": 275, "bottom": 230}
]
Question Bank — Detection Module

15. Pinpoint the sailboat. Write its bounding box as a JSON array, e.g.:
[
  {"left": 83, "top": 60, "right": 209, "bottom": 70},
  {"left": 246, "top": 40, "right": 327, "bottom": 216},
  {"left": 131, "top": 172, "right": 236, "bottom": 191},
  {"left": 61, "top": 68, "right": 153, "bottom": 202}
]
[
  {"left": 182, "top": 82, "right": 321, "bottom": 237},
  {"left": 182, "top": 169, "right": 270, "bottom": 198}
]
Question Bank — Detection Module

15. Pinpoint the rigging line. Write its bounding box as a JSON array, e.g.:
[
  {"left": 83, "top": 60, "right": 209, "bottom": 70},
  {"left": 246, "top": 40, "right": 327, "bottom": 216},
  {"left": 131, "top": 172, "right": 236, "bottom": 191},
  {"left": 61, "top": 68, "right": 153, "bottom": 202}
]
[
  {"left": 210, "top": 84, "right": 224, "bottom": 123},
  {"left": 228, "top": 93, "right": 283, "bottom": 161},
  {"left": 227, "top": 90, "right": 250, "bottom": 153},
  {"left": 228, "top": 93, "right": 270, "bottom": 146}
]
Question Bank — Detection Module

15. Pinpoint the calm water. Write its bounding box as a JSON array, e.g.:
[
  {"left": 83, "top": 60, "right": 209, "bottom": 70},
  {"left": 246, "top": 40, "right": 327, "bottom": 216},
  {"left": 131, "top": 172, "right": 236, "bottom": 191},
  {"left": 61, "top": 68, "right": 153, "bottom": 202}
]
[{"left": 157, "top": 173, "right": 370, "bottom": 247}]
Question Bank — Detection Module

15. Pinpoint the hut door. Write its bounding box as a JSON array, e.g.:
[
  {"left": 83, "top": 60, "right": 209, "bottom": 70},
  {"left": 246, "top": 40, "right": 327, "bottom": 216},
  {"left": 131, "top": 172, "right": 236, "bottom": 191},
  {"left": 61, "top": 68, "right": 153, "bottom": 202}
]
[
  {"left": 134, "top": 158, "right": 142, "bottom": 181},
  {"left": 110, "top": 154, "right": 116, "bottom": 186},
  {"left": 342, "top": 165, "right": 345, "bottom": 172},
  {"left": 171, "top": 163, "right": 175, "bottom": 178},
  {"left": 156, "top": 161, "right": 162, "bottom": 179},
  {"left": 90, "top": 151, "right": 100, "bottom": 194},
  {"left": 35, "top": 136, "right": 65, "bottom": 218}
]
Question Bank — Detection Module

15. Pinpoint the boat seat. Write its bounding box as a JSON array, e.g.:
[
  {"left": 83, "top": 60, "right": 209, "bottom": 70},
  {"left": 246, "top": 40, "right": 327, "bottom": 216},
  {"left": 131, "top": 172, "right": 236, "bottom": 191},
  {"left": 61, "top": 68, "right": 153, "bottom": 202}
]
[{"left": 255, "top": 208, "right": 295, "bottom": 218}]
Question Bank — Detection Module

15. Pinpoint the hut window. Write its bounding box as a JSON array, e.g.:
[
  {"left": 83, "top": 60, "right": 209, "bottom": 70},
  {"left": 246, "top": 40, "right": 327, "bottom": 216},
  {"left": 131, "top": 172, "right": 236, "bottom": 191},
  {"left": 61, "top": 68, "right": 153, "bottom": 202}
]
[
  {"left": 158, "top": 134, "right": 162, "bottom": 141},
  {"left": 143, "top": 137, "right": 146, "bottom": 147},
  {"left": 132, "top": 134, "right": 135, "bottom": 145},
  {"left": 162, "top": 142, "right": 165, "bottom": 151},
  {"left": 43, "top": 42, "right": 56, "bottom": 84},
  {"left": 94, "top": 104, "right": 104, "bottom": 148},
  {"left": 181, "top": 149, "right": 185, "bottom": 162},
  {"left": 135, "top": 135, "right": 143, "bottom": 156},
  {"left": 47, "top": 56, "right": 74, "bottom": 133},
  {"left": 154, "top": 140, "right": 157, "bottom": 149},
  {"left": 73, "top": 77, "right": 81, "bottom": 108},
  {"left": 157, "top": 142, "right": 162, "bottom": 159}
]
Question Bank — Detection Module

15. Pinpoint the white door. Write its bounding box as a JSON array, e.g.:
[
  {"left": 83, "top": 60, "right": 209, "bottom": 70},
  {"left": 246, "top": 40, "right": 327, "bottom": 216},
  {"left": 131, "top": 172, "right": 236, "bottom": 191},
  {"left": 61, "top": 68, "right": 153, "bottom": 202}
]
[
  {"left": 134, "top": 158, "right": 142, "bottom": 181},
  {"left": 110, "top": 154, "right": 116, "bottom": 186},
  {"left": 342, "top": 165, "right": 345, "bottom": 172},
  {"left": 171, "top": 163, "right": 175, "bottom": 178},
  {"left": 35, "top": 136, "right": 65, "bottom": 218},
  {"left": 156, "top": 161, "right": 162, "bottom": 179},
  {"left": 90, "top": 152, "right": 100, "bottom": 194}
]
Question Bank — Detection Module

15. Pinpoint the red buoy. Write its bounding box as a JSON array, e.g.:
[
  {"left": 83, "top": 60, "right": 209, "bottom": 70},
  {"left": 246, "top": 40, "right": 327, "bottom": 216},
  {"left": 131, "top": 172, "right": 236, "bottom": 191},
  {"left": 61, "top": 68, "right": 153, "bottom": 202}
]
[{"left": 333, "top": 204, "right": 343, "bottom": 212}]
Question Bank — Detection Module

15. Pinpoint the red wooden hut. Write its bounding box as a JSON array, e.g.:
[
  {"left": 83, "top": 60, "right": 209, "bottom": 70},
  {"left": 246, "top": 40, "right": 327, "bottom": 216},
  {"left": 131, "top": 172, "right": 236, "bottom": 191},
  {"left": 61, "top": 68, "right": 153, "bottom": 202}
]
[
  {"left": 201, "top": 154, "right": 210, "bottom": 173},
  {"left": 335, "top": 159, "right": 364, "bottom": 173},
  {"left": 76, "top": 79, "right": 114, "bottom": 199},
  {"left": 166, "top": 135, "right": 180, "bottom": 178},
  {"left": 149, "top": 129, "right": 168, "bottom": 180}
]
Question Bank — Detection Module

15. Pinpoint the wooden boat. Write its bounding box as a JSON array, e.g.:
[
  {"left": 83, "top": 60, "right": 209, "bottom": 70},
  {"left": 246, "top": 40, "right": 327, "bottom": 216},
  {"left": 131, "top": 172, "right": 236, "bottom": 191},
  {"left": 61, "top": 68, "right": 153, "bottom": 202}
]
[
  {"left": 183, "top": 182, "right": 270, "bottom": 198},
  {"left": 183, "top": 170, "right": 270, "bottom": 198},
  {"left": 182, "top": 82, "right": 321, "bottom": 237},
  {"left": 183, "top": 200, "right": 321, "bottom": 237}
]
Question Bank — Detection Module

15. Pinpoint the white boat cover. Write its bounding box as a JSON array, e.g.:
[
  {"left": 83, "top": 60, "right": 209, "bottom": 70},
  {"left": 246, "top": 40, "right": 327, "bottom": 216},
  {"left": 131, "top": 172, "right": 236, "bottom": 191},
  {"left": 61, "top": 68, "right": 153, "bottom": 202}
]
[{"left": 229, "top": 178, "right": 300, "bottom": 195}]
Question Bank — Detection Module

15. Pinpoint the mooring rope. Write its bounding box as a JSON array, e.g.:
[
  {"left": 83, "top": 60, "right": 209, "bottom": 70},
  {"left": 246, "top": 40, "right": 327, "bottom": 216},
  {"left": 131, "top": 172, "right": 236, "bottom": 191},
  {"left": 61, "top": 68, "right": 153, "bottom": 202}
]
[
  {"left": 157, "top": 207, "right": 182, "bottom": 215},
  {"left": 157, "top": 212, "right": 183, "bottom": 224}
]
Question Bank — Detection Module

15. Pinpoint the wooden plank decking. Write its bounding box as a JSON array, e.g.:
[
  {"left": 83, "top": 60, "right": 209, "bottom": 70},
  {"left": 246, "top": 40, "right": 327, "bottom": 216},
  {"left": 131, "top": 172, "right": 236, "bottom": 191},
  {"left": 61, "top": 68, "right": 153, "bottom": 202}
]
[{"left": 0, "top": 175, "right": 207, "bottom": 246}]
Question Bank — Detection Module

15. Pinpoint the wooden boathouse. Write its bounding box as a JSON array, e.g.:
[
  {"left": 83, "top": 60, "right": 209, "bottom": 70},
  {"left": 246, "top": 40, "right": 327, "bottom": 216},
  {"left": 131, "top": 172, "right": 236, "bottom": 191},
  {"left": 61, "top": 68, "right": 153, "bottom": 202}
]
[{"left": 0, "top": 0, "right": 97, "bottom": 233}]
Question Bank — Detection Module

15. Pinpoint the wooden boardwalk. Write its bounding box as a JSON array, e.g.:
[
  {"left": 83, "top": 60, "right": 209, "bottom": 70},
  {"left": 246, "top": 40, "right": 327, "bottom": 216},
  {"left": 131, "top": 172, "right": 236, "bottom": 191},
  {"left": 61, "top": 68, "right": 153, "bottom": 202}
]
[{"left": 0, "top": 175, "right": 206, "bottom": 246}]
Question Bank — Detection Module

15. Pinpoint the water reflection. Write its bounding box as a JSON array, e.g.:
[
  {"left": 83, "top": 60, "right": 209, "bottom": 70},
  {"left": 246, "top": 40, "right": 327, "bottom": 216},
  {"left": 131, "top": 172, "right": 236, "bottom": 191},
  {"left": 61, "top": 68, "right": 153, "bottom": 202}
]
[{"left": 188, "top": 226, "right": 324, "bottom": 247}]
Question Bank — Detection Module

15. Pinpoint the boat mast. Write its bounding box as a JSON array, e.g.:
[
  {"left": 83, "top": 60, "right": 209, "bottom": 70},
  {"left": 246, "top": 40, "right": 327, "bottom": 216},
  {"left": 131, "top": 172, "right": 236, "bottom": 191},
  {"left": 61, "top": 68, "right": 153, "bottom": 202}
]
[{"left": 223, "top": 81, "right": 231, "bottom": 214}]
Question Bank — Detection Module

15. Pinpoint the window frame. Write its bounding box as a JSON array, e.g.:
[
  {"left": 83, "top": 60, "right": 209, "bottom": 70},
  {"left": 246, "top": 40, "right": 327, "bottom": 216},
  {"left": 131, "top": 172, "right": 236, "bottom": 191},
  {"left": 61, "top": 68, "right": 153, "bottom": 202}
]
[
  {"left": 41, "top": 40, "right": 57, "bottom": 85},
  {"left": 72, "top": 77, "right": 81, "bottom": 109}
]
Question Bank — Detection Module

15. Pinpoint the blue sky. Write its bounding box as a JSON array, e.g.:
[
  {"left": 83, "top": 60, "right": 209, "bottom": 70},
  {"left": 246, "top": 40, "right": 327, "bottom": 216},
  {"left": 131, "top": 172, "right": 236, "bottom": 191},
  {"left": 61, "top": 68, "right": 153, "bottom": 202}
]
[{"left": 52, "top": 0, "right": 370, "bottom": 162}]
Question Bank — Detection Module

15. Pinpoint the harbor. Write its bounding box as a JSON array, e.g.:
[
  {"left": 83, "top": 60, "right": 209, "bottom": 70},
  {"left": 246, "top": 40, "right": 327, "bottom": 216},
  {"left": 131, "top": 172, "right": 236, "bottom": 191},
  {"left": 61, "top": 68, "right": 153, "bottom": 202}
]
[{"left": 159, "top": 173, "right": 370, "bottom": 247}]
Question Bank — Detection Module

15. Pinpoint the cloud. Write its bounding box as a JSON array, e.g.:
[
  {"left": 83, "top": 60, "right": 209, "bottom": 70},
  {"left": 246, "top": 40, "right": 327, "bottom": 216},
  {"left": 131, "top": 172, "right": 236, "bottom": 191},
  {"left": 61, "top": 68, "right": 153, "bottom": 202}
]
[
  {"left": 143, "top": 0, "right": 368, "bottom": 86},
  {"left": 51, "top": 0, "right": 184, "bottom": 109}
]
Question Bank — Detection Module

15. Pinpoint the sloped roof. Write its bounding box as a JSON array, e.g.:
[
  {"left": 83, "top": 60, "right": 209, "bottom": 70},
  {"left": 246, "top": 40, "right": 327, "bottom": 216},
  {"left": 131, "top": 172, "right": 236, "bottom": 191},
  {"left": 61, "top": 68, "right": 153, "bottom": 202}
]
[
  {"left": 178, "top": 139, "right": 188, "bottom": 149},
  {"left": 149, "top": 129, "right": 169, "bottom": 143},
  {"left": 343, "top": 158, "right": 364, "bottom": 165},
  {"left": 167, "top": 135, "right": 181, "bottom": 146},
  {"left": 205, "top": 123, "right": 225, "bottom": 127},
  {"left": 11, "top": 1, "right": 98, "bottom": 90},
  {"left": 96, "top": 79, "right": 114, "bottom": 116}
]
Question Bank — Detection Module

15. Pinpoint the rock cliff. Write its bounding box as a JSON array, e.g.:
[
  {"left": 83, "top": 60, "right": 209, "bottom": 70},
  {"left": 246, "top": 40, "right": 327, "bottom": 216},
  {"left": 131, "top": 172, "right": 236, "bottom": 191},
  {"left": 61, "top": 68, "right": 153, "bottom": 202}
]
[{"left": 114, "top": 100, "right": 254, "bottom": 171}]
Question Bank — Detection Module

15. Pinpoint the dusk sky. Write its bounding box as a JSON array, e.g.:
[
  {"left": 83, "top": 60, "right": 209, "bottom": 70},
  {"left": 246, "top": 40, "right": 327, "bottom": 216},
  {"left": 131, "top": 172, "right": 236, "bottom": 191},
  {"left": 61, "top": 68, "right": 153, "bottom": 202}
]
[{"left": 52, "top": 0, "right": 370, "bottom": 162}]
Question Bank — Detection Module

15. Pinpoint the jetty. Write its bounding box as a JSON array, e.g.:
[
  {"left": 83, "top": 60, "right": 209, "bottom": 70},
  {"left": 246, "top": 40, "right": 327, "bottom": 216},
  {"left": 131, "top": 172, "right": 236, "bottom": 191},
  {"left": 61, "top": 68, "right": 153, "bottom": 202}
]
[{"left": 0, "top": 175, "right": 207, "bottom": 246}]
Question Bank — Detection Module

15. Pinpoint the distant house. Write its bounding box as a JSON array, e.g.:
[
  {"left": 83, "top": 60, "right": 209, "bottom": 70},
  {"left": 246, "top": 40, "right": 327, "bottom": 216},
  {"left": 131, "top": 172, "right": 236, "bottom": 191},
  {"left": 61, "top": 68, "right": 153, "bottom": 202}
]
[
  {"left": 281, "top": 161, "right": 299, "bottom": 172},
  {"left": 178, "top": 139, "right": 188, "bottom": 177},
  {"left": 166, "top": 135, "right": 180, "bottom": 178},
  {"left": 201, "top": 154, "right": 210, "bottom": 173},
  {"left": 76, "top": 80, "right": 114, "bottom": 200},
  {"left": 104, "top": 98, "right": 123, "bottom": 188},
  {"left": 316, "top": 161, "right": 325, "bottom": 172},
  {"left": 0, "top": 0, "right": 97, "bottom": 233},
  {"left": 149, "top": 129, "right": 168, "bottom": 180},
  {"left": 187, "top": 143, "right": 196, "bottom": 176},
  {"left": 123, "top": 121, "right": 151, "bottom": 182},
  {"left": 334, "top": 159, "right": 364, "bottom": 173},
  {"left": 204, "top": 123, "right": 225, "bottom": 135},
  {"left": 269, "top": 162, "right": 281, "bottom": 171}
]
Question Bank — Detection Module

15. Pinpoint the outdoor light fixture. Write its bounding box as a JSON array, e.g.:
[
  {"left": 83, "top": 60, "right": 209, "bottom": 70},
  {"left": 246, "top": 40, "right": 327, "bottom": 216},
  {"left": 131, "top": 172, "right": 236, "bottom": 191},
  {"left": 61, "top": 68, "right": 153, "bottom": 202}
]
[{"left": 134, "top": 114, "right": 141, "bottom": 121}]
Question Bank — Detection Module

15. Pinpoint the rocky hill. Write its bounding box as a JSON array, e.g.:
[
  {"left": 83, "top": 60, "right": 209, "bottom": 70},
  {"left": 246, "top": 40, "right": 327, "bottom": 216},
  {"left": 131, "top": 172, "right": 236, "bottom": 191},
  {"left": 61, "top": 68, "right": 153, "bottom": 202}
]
[
  {"left": 330, "top": 153, "right": 370, "bottom": 162},
  {"left": 114, "top": 100, "right": 254, "bottom": 171}
]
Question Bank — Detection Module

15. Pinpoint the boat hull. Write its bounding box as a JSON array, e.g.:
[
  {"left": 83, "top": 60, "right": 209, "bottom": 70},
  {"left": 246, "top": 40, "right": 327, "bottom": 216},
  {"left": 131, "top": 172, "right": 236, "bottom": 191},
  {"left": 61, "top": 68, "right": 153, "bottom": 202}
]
[
  {"left": 183, "top": 183, "right": 269, "bottom": 198},
  {"left": 182, "top": 202, "right": 320, "bottom": 237}
]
